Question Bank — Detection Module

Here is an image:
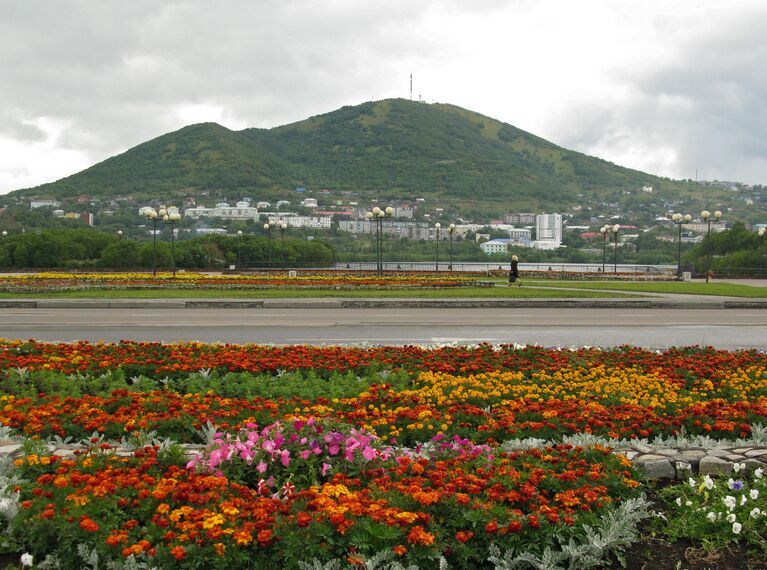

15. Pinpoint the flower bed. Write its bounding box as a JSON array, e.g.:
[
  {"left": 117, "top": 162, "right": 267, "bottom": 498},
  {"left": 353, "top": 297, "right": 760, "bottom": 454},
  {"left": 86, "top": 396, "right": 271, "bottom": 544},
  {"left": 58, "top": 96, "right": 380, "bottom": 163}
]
[
  {"left": 1, "top": 342, "right": 766, "bottom": 567},
  {"left": 0, "top": 271, "right": 480, "bottom": 293}
]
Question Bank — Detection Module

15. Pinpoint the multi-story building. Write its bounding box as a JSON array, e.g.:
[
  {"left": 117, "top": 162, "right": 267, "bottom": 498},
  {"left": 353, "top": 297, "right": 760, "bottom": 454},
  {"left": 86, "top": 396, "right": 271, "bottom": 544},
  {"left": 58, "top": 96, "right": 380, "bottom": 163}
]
[
  {"left": 184, "top": 201, "right": 259, "bottom": 220},
  {"left": 268, "top": 216, "right": 332, "bottom": 229},
  {"left": 30, "top": 199, "right": 61, "bottom": 209},
  {"left": 685, "top": 221, "right": 728, "bottom": 233},
  {"left": 535, "top": 213, "right": 562, "bottom": 246},
  {"left": 480, "top": 239, "right": 512, "bottom": 255},
  {"left": 504, "top": 213, "right": 536, "bottom": 225},
  {"left": 338, "top": 220, "right": 431, "bottom": 240}
]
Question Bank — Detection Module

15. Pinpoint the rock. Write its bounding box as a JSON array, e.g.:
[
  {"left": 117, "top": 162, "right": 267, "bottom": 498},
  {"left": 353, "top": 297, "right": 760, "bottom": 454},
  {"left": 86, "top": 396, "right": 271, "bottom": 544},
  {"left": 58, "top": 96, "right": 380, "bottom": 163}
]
[
  {"left": 680, "top": 449, "right": 706, "bottom": 459},
  {"left": 0, "top": 444, "right": 22, "bottom": 455},
  {"left": 52, "top": 449, "right": 77, "bottom": 458},
  {"left": 636, "top": 459, "right": 675, "bottom": 480},
  {"left": 631, "top": 443, "right": 654, "bottom": 454},
  {"left": 745, "top": 449, "right": 767, "bottom": 458},
  {"left": 699, "top": 456, "right": 733, "bottom": 475},
  {"left": 743, "top": 459, "right": 766, "bottom": 471}
]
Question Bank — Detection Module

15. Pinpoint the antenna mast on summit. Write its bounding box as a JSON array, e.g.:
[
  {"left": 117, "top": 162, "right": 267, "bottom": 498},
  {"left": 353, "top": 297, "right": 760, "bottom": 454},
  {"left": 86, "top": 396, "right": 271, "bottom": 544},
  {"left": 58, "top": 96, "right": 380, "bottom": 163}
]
[{"left": 410, "top": 74, "right": 413, "bottom": 100}]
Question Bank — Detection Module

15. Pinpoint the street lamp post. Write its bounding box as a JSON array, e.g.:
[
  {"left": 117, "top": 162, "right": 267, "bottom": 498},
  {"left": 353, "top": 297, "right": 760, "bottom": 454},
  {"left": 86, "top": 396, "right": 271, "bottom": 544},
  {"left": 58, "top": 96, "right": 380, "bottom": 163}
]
[
  {"left": 236, "top": 230, "right": 243, "bottom": 269},
  {"left": 279, "top": 222, "right": 287, "bottom": 269},
  {"left": 144, "top": 208, "right": 160, "bottom": 277},
  {"left": 163, "top": 210, "right": 181, "bottom": 277},
  {"left": 263, "top": 222, "right": 274, "bottom": 271},
  {"left": 672, "top": 213, "right": 692, "bottom": 280},
  {"left": 600, "top": 225, "right": 609, "bottom": 274},
  {"left": 448, "top": 223, "right": 455, "bottom": 271},
  {"left": 365, "top": 206, "right": 392, "bottom": 274},
  {"left": 700, "top": 210, "right": 722, "bottom": 283},
  {"left": 434, "top": 223, "right": 441, "bottom": 271},
  {"left": 612, "top": 224, "right": 620, "bottom": 273},
  {"left": 117, "top": 230, "right": 123, "bottom": 240}
]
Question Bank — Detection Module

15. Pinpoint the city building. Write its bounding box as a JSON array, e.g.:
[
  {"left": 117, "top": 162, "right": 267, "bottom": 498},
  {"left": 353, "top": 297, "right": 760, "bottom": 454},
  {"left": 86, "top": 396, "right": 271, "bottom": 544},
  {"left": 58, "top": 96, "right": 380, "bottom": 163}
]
[
  {"left": 338, "top": 220, "right": 431, "bottom": 240},
  {"left": 480, "top": 239, "right": 512, "bottom": 255},
  {"left": 184, "top": 201, "right": 259, "bottom": 220},
  {"left": 301, "top": 198, "right": 318, "bottom": 208},
  {"left": 535, "top": 213, "right": 563, "bottom": 246},
  {"left": 504, "top": 213, "right": 536, "bottom": 225},
  {"left": 268, "top": 216, "right": 332, "bottom": 229},
  {"left": 685, "top": 221, "right": 728, "bottom": 233},
  {"left": 30, "top": 199, "right": 61, "bottom": 209}
]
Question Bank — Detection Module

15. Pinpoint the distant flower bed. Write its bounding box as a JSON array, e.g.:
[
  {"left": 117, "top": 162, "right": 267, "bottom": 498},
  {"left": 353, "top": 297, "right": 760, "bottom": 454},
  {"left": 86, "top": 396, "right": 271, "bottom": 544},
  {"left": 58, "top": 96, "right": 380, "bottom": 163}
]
[{"left": 0, "top": 271, "right": 480, "bottom": 292}]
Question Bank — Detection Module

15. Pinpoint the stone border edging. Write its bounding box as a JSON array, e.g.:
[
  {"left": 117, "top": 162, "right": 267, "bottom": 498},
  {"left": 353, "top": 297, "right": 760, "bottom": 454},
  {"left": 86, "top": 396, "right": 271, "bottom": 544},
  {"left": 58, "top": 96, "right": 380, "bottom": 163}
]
[{"left": 2, "top": 441, "right": 765, "bottom": 480}]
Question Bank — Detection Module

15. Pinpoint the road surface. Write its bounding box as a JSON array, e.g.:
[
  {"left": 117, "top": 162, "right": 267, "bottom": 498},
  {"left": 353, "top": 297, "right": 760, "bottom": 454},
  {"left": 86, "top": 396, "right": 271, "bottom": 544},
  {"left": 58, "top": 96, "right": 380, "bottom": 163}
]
[{"left": 0, "top": 307, "right": 763, "bottom": 349}]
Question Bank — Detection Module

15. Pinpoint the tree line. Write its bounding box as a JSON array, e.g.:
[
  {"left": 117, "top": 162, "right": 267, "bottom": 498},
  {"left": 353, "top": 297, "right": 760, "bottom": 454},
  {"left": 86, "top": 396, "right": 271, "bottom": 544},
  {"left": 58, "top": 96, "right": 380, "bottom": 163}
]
[{"left": 0, "top": 229, "right": 335, "bottom": 269}]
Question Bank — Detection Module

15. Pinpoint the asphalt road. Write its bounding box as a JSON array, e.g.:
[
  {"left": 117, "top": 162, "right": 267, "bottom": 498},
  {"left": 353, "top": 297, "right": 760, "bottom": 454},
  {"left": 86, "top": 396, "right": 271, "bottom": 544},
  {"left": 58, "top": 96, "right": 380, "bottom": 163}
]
[{"left": 0, "top": 307, "right": 763, "bottom": 348}]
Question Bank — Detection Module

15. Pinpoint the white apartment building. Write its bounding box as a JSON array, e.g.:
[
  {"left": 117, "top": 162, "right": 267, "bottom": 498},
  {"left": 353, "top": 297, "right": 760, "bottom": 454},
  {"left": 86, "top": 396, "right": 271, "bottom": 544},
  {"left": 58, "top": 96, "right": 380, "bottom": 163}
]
[
  {"left": 536, "top": 213, "right": 562, "bottom": 246},
  {"left": 269, "top": 216, "right": 332, "bottom": 229},
  {"left": 480, "top": 239, "right": 512, "bottom": 255},
  {"left": 184, "top": 201, "right": 259, "bottom": 220},
  {"left": 338, "top": 220, "right": 431, "bottom": 240},
  {"left": 30, "top": 199, "right": 61, "bottom": 209}
]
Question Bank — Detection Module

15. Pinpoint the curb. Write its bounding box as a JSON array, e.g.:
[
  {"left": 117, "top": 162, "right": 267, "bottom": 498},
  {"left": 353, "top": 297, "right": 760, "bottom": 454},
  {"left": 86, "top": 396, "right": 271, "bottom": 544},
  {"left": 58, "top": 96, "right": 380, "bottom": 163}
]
[{"left": 1, "top": 298, "right": 766, "bottom": 310}]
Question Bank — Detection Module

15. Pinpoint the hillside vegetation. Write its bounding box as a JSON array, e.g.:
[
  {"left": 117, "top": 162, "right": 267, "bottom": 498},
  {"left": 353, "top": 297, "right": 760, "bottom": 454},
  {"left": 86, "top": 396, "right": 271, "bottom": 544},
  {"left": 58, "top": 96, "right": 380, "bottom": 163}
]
[{"left": 10, "top": 98, "right": 741, "bottom": 217}]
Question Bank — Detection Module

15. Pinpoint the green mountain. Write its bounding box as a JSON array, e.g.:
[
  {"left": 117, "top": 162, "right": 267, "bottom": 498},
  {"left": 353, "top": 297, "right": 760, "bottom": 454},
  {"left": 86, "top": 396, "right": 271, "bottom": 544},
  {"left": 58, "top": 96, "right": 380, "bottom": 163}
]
[{"left": 8, "top": 98, "right": 741, "bottom": 217}]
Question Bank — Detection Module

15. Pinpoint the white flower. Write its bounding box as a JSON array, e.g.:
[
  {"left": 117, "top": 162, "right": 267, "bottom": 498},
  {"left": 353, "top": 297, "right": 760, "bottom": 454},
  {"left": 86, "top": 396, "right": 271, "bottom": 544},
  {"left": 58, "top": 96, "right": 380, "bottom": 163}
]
[
  {"left": 686, "top": 500, "right": 693, "bottom": 506},
  {"left": 723, "top": 495, "right": 737, "bottom": 510},
  {"left": 751, "top": 489, "right": 759, "bottom": 500},
  {"left": 703, "top": 475, "right": 715, "bottom": 490},
  {"left": 20, "top": 553, "right": 33, "bottom": 567},
  {"left": 741, "top": 494, "right": 748, "bottom": 506},
  {"left": 733, "top": 462, "right": 743, "bottom": 473},
  {"left": 688, "top": 477, "right": 697, "bottom": 488},
  {"left": 755, "top": 467, "right": 764, "bottom": 479},
  {"left": 707, "top": 512, "right": 717, "bottom": 522},
  {"left": 675, "top": 497, "right": 682, "bottom": 506},
  {"left": 733, "top": 521, "right": 743, "bottom": 534},
  {"left": 750, "top": 508, "right": 762, "bottom": 519},
  {"left": 727, "top": 513, "right": 737, "bottom": 523},
  {"left": 676, "top": 461, "right": 691, "bottom": 472}
]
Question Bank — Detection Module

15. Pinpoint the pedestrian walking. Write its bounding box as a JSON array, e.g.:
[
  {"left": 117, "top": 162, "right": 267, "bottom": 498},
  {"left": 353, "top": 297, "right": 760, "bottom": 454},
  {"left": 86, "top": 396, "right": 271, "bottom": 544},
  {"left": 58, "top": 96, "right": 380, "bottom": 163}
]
[{"left": 509, "top": 255, "right": 520, "bottom": 286}]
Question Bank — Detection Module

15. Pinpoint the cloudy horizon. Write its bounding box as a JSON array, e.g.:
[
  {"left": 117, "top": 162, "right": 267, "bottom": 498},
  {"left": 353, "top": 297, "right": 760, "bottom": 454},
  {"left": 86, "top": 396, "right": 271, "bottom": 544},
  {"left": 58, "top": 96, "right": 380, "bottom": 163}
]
[{"left": 1, "top": 0, "right": 766, "bottom": 195}]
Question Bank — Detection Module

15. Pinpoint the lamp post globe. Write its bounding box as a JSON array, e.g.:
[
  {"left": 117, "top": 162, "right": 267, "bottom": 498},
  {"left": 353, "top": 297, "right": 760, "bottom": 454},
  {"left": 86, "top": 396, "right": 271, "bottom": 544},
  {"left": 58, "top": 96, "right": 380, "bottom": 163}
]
[
  {"left": 385, "top": 206, "right": 394, "bottom": 216},
  {"left": 372, "top": 206, "right": 381, "bottom": 216},
  {"left": 1, "top": 231, "right": 7, "bottom": 237},
  {"left": 760, "top": 228, "right": 766, "bottom": 238},
  {"left": 117, "top": 230, "right": 123, "bottom": 240}
]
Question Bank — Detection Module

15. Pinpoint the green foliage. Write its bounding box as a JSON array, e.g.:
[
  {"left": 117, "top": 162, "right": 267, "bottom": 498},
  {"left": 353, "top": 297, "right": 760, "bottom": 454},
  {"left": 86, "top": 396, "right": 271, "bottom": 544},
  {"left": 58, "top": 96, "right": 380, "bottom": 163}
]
[
  {"left": 686, "top": 222, "right": 767, "bottom": 274},
  {"left": 0, "top": 228, "right": 334, "bottom": 269}
]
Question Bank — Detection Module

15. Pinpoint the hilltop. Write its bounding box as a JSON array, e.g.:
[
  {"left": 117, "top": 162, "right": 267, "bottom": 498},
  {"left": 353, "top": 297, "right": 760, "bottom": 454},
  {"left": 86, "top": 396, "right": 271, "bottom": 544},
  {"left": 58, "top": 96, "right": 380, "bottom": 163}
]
[{"left": 7, "top": 98, "right": 753, "bottom": 218}]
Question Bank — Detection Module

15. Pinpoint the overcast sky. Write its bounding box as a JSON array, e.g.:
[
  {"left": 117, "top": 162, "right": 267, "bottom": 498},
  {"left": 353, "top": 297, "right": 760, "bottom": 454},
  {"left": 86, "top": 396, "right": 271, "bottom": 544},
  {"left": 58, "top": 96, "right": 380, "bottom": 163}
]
[{"left": 1, "top": 0, "right": 766, "bottom": 195}]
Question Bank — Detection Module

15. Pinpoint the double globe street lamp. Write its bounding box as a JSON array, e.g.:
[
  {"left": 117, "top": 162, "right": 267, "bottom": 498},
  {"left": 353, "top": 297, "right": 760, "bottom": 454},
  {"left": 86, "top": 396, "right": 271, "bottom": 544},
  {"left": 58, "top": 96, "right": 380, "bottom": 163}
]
[
  {"left": 365, "top": 206, "right": 392, "bottom": 274},
  {"left": 162, "top": 210, "right": 181, "bottom": 277},
  {"left": 599, "top": 225, "right": 610, "bottom": 274},
  {"left": 672, "top": 213, "right": 692, "bottom": 279},
  {"left": 263, "top": 221, "right": 275, "bottom": 271},
  {"left": 144, "top": 207, "right": 160, "bottom": 277},
  {"left": 700, "top": 210, "right": 722, "bottom": 283}
]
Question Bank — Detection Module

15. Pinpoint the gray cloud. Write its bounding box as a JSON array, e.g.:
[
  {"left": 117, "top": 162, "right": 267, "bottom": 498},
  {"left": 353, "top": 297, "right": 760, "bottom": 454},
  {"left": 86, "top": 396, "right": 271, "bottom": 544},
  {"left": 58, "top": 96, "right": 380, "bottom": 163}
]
[
  {"left": 1, "top": 0, "right": 765, "bottom": 193},
  {"left": 547, "top": 5, "right": 767, "bottom": 183}
]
